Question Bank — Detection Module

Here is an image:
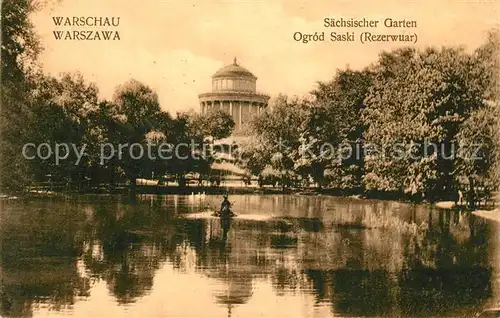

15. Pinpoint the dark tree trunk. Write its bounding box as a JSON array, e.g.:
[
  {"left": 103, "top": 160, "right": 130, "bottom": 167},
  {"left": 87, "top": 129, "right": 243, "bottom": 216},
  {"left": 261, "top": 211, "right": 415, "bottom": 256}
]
[
  {"left": 468, "top": 176, "right": 476, "bottom": 209},
  {"left": 130, "top": 177, "right": 137, "bottom": 197}
]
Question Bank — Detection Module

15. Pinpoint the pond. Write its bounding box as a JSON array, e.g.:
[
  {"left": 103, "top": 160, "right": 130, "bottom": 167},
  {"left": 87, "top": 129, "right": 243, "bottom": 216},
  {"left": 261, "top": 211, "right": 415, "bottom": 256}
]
[{"left": 1, "top": 194, "right": 499, "bottom": 317}]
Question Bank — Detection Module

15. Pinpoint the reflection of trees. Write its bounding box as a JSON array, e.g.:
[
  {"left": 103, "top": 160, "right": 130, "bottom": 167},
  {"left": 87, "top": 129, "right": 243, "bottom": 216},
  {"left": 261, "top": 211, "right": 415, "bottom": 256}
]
[
  {"left": 395, "top": 266, "right": 491, "bottom": 316},
  {"left": 170, "top": 196, "right": 494, "bottom": 317},
  {"left": 487, "top": 221, "right": 500, "bottom": 306},
  {"left": 80, "top": 201, "right": 187, "bottom": 304},
  {"left": 178, "top": 215, "right": 316, "bottom": 315},
  {"left": 0, "top": 202, "right": 90, "bottom": 317},
  {"left": 1, "top": 195, "right": 496, "bottom": 317},
  {"left": 301, "top": 204, "right": 493, "bottom": 317}
]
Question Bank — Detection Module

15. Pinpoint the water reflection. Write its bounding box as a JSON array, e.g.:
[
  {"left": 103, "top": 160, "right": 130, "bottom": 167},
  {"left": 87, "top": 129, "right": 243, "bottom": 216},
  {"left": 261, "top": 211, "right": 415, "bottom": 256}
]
[
  {"left": 1, "top": 201, "right": 90, "bottom": 317},
  {"left": 0, "top": 195, "right": 498, "bottom": 317}
]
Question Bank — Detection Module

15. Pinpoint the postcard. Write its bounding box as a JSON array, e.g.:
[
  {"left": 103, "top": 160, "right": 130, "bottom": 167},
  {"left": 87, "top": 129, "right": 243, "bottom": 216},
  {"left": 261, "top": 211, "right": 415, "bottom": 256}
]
[{"left": 1, "top": 0, "right": 499, "bottom": 317}]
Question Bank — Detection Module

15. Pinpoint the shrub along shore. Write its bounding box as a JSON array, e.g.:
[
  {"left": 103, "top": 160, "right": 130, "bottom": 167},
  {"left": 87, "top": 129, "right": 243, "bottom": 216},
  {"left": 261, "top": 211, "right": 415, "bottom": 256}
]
[{"left": 1, "top": 2, "right": 499, "bottom": 207}]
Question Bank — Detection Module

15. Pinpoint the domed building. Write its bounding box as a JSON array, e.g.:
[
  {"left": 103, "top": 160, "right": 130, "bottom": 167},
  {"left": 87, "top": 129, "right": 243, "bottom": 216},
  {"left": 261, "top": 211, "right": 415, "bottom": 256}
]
[{"left": 198, "top": 58, "right": 270, "bottom": 133}]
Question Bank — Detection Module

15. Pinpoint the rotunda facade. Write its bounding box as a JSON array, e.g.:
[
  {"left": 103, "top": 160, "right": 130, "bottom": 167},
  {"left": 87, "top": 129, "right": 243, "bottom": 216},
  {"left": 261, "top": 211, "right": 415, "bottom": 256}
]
[{"left": 198, "top": 58, "right": 269, "bottom": 132}]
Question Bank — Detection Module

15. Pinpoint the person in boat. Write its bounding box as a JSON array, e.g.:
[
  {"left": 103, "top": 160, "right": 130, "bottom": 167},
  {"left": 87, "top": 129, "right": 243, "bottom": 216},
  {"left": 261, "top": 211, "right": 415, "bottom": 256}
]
[{"left": 219, "top": 193, "right": 236, "bottom": 218}]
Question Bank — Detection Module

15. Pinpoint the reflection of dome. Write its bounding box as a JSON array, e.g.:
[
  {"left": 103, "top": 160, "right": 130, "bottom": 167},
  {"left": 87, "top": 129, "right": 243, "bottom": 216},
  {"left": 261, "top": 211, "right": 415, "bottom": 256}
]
[
  {"left": 212, "top": 272, "right": 253, "bottom": 304},
  {"left": 213, "top": 58, "right": 256, "bottom": 79},
  {"left": 213, "top": 272, "right": 253, "bottom": 317}
]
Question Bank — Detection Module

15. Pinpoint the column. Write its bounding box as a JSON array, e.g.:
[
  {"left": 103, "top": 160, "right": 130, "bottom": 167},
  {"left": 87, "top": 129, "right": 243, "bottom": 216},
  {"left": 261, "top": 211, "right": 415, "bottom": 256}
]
[
  {"left": 239, "top": 101, "right": 242, "bottom": 127},
  {"left": 229, "top": 101, "right": 233, "bottom": 116}
]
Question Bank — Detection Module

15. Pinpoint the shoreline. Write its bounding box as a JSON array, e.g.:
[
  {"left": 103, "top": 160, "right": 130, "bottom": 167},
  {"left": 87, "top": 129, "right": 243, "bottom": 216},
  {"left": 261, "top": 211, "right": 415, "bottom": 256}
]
[
  {"left": 472, "top": 209, "right": 500, "bottom": 223},
  {"left": 9, "top": 185, "right": 496, "bottom": 213}
]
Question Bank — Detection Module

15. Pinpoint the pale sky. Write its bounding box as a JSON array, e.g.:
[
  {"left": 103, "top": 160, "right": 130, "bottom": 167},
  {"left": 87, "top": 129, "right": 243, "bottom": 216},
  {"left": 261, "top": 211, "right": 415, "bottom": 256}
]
[{"left": 31, "top": 0, "right": 499, "bottom": 114}]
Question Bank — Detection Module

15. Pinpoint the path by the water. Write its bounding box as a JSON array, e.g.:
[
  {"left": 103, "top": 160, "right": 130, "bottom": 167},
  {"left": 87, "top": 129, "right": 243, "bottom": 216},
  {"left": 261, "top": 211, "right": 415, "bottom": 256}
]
[{"left": 473, "top": 209, "right": 500, "bottom": 222}]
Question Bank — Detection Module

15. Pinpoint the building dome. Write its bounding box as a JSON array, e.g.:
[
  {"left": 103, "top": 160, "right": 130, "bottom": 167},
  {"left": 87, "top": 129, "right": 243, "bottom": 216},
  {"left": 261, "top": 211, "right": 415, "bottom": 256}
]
[
  {"left": 199, "top": 57, "right": 269, "bottom": 134},
  {"left": 212, "top": 58, "right": 256, "bottom": 79}
]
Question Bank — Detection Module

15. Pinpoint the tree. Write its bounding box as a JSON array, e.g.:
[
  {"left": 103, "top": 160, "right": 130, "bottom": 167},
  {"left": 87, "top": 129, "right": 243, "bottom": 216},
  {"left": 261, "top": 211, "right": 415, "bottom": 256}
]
[
  {"left": 454, "top": 29, "right": 500, "bottom": 205},
  {"left": 110, "top": 79, "right": 163, "bottom": 194},
  {"left": 156, "top": 111, "right": 215, "bottom": 187},
  {"left": 190, "top": 108, "right": 235, "bottom": 141},
  {"left": 303, "top": 69, "right": 372, "bottom": 189},
  {"left": 245, "top": 95, "right": 307, "bottom": 188},
  {"left": 0, "top": 0, "right": 41, "bottom": 191},
  {"left": 0, "top": 0, "right": 63, "bottom": 192},
  {"left": 235, "top": 136, "right": 271, "bottom": 177},
  {"left": 1, "top": 0, "right": 41, "bottom": 86},
  {"left": 361, "top": 45, "right": 488, "bottom": 201},
  {"left": 34, "top": 73, "right": 99, "bottom": 182}
]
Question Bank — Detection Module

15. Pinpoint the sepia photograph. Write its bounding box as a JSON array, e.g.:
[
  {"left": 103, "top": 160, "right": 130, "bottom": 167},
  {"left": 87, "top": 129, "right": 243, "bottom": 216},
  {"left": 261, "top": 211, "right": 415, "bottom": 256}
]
[{"left": 1, "top": 0, "right": 499, "bottom": 317}]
